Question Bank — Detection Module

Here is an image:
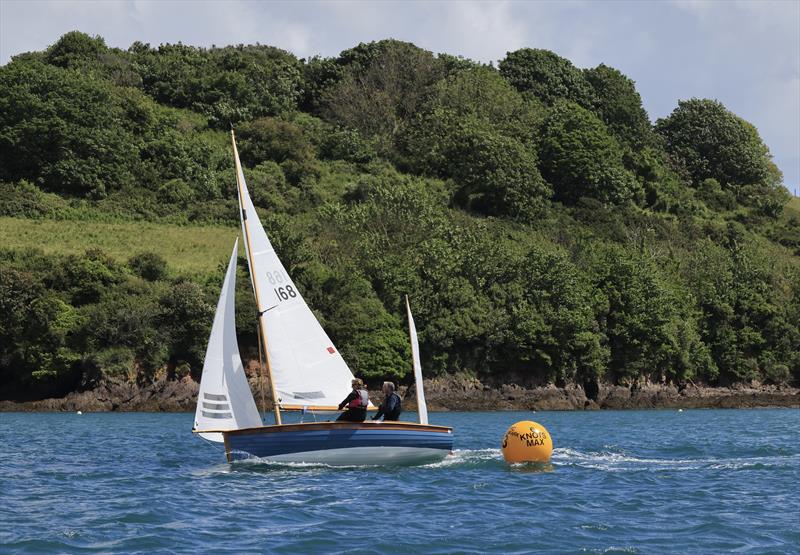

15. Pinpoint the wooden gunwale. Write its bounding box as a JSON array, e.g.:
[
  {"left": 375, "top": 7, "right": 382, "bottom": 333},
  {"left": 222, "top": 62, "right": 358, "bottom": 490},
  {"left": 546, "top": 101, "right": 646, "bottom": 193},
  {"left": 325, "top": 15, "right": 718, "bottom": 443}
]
[
  {"left": 194, "top": 421, "right": 453, "bottom": 437},
  {"left": 279, "top": 404, "right": 378, "bottom": 412}
]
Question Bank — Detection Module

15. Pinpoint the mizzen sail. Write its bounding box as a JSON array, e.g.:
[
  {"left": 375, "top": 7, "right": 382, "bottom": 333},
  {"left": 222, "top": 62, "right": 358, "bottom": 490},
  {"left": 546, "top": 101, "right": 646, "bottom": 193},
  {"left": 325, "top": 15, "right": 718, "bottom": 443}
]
[
  {"left": 405, "top": 296, "right": 429, "bottom": 425},
  {"left": 232, "top": 132, "right": 358, "bottom": 411},
  {"left": 194, "top": 239, "right": 261, "bottom": 442}
]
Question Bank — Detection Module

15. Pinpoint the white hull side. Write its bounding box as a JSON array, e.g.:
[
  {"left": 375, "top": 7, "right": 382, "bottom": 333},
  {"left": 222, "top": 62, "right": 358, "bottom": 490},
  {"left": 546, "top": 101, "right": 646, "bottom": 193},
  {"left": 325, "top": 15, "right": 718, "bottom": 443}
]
[
  {"left": 198, "top": 431, "right": 225, "bottom": 443},
  {"left": 253, "top": 446, "right": 449, "bottom": 466}
]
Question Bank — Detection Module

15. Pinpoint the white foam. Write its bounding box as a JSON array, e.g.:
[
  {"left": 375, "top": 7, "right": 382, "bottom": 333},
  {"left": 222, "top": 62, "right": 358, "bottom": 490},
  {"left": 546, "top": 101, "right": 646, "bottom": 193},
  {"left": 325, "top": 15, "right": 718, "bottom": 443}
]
[
  {"left": 552, "top": 447, "right": 798, "bottom": 472},
  {"left": 422, "top": 448, "right": 503, "bottom": 468},
  {"left": 197, "top": 446, "right": 798, "bottom": 473}
]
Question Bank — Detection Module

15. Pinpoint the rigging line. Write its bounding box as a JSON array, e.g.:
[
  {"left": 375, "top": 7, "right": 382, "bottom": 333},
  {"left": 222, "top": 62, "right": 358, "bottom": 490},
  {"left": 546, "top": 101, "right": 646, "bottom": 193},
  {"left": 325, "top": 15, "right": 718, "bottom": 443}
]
[
  {"left": 256, "top": 319, "right": 268, "bottom": 420},
  {"left": 258, "top": 305, "right": 278, "bottom": 316}
]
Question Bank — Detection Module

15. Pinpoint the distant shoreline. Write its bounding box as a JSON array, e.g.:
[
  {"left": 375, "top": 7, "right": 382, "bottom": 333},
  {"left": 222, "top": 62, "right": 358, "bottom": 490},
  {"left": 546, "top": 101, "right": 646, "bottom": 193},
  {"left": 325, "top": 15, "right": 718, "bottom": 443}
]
[{"left": 1, "top": 375, "right": 797, "bottom": 412}]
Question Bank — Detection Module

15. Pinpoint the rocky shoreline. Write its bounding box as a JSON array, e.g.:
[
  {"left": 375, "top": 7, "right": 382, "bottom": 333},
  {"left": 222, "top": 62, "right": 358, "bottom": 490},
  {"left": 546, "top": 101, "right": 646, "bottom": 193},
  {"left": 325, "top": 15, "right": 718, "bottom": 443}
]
[
  {"left": 416, "top": 375, "right": 799, "bottom": 411},
  {"left": 1, "top": 374, "right": 797, "bottom": 412}
]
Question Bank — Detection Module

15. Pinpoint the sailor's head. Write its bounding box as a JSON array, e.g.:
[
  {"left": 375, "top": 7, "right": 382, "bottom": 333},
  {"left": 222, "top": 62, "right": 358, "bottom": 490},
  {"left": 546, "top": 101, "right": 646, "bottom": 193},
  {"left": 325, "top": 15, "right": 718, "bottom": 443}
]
[
  {"left": 351, "top": 378, "right": 365, "bottom": 390},
  {"left": 382, "top": 381, "right": 395, "bottom": 394}
]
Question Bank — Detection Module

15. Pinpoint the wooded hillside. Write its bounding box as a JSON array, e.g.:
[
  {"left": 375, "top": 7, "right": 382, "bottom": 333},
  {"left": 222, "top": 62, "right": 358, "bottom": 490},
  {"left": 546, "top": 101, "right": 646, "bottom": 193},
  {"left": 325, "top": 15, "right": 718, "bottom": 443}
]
[{"left": 1, "top": 32, "right": 798, "bottom": 400}]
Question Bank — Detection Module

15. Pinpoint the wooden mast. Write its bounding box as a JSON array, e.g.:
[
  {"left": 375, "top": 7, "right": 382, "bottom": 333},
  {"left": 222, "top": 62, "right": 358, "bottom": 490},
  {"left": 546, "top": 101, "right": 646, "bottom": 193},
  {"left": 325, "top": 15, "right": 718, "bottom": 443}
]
[{"left": 231, "top": 130, "right": 282, "bottom": 425}]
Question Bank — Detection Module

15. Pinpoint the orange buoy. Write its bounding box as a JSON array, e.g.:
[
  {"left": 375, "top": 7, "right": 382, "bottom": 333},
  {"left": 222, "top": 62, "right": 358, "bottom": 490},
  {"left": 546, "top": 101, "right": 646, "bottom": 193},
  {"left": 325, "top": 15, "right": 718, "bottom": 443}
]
[{"left": 501, "top": 420, "right": 553, "bottom": 463}]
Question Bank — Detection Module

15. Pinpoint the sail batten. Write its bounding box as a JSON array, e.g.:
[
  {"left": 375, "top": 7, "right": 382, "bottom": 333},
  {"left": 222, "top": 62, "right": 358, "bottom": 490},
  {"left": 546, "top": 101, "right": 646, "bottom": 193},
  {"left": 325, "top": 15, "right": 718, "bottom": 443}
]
[
  {"left": 194, "top": 239, "right": 262, "bottom": 442},
  {"left": 231, "top": 132, "right": 360, "bottom": 411}
]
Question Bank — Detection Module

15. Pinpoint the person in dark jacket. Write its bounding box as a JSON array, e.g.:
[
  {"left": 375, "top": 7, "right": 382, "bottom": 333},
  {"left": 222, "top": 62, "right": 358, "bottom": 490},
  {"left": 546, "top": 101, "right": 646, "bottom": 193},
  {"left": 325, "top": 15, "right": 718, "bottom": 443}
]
[
  {"left": 336, "top": 378, "right": 369, "bottom": 422},
  {"left": 373, "top": 381, "right": 402, "bottom": 421}
]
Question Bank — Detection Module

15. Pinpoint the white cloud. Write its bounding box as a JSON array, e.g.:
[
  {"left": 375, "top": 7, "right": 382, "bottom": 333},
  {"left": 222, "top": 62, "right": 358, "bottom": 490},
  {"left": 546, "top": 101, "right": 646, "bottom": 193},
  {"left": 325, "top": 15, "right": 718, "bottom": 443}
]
[
  {"left": 438, "top": 1, "right": 527, "bottom": 63},
  {"left": 662, "top": 0, "right": 800, "bottom": 187}
]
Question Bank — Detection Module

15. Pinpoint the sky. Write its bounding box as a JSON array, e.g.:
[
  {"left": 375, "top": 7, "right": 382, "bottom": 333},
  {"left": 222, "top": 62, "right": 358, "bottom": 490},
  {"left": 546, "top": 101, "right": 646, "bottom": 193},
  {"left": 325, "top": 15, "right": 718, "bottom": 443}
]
[{"left": 1, "top": 0, "right": 798, "bottom": 193}]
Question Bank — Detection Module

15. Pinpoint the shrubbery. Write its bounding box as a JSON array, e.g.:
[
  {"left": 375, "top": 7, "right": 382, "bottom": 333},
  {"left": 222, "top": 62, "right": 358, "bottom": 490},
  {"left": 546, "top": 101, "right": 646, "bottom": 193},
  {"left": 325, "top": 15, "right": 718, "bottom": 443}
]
[{"left": 0, "top": 33, "right": 797, "bottom": 399}]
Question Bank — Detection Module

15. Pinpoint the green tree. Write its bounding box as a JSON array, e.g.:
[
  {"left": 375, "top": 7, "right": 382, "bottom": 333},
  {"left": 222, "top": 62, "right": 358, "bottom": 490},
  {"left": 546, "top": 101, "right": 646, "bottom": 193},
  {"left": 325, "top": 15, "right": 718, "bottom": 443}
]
[
  {"left": 586, "top": 245, "right": 708, "bottom": 384},
  {"left": 237, "top": 117, "right": 319, "bottom": 186},
  {"left": 2, "top": 34, "right": 799, "bottom": 401},
  {"left": 131, "top": 42, "right": 303, "bottom": 125},
  {"left": 300, "top": 55, "right": 346, "bottom": 114},
  {"left": 55, "top": 249, "right": 126, "bottom": 305},
  {"left": 401, "top": 67, "right": 550, "bottom": 219},
  {"left": 447, "top": 120, "right": 551, "bottom": 219},
  {"left": 0, "top": 60, "right": 144, "bottom": 197},
  {"left": 77, "top": 285, "right": 165, "bottom": 378},
  {"left": 417, "top": 66, "right": 542, "bottom": 142},
  {"left": 237, "top": 117, "right": 314, "bottom": 167},
  {"left": 157, "top": 281, "right": 214, "bottom": 374},
  {"left": 538, "top": 101, "right": 642, "bottom": 205},
  {"left": 685, "top": 227, "right": 796, "bottom": 384},
  {"left": 0, "top": 266, "right": 82, "bottom": 395},
  {"left": 320, "top": 40, "right": 444, "bottom": 153},
  {"left": 655, "top": 99, "right": 781, "bottom": 203},
  {"left": 45, "top": 31, "right": 108, "bottom": 68},
  {"left": 317, "top": 125, "right": 378, "bottom": 164},
  {"left": 499, "top": 48, "right": 595, "bottom": 108},
  {"left": 583, "top": 64, "right": 652, "bottom": 149},
  {"left": 501, "top": 247, "right": 608, "bottom": 385},
  {"left": 244, "top": 161, "right": 295, "bottom": 212},
  {"left": 128, "top": 252, "right": 168, "bottom": 281},
  {"left": 303, "top": 269, "right": 410, "bottom": 380}
]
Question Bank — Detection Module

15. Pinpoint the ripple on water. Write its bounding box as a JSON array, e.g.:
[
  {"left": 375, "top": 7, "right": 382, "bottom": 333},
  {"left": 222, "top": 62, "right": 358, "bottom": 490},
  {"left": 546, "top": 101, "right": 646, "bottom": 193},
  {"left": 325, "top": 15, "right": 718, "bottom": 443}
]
[{"left": 1, "top": 409, "right": 798, "bottom": 553}]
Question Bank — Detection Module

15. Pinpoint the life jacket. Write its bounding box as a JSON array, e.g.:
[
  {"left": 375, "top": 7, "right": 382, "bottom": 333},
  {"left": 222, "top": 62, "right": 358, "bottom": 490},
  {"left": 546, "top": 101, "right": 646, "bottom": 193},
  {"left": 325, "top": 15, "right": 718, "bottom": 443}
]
[
  {"left": 384, "top": 392, "right": 402, "bottom": 419},
  {"left": 347, "top": 389, "right": 369, "bottom": 409}
]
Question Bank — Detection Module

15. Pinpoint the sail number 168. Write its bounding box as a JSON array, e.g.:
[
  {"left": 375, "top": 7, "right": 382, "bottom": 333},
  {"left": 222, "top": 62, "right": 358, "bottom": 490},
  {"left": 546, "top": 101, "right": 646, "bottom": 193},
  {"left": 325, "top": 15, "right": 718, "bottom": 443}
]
[
  {"left": 274, "top": 285, "right": 297, "bottom": 301},
  {"left": 265, "top": 271, "right": 297, "bottom": 302}
]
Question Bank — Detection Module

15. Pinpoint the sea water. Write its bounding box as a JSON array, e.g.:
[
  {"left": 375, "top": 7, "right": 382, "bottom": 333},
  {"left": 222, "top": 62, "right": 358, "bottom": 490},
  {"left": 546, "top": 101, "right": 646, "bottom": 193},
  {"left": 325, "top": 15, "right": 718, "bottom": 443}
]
[{"left": 1, "top": 409, "right": 798, "bottom": 553}]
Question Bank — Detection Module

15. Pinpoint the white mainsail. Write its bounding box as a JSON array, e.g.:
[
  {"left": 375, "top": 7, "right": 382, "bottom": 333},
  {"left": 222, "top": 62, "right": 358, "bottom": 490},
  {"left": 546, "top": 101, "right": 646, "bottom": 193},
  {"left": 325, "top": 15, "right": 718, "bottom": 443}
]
[
  {"left": 405, "top": 296, "right": 429, "bottom": 425},
  {"left": 232, "top": 132, "right": 359, "bottom": 411},
  {"left": 194, "top": 239, "right": 262, "bottom": 442}
]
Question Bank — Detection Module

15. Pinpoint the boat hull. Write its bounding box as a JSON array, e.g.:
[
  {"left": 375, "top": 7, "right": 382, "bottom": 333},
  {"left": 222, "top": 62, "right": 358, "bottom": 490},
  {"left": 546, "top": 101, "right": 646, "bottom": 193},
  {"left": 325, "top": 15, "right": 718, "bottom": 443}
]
[{"left": 221, "top": 421, "right": 453, "bottom": 466}]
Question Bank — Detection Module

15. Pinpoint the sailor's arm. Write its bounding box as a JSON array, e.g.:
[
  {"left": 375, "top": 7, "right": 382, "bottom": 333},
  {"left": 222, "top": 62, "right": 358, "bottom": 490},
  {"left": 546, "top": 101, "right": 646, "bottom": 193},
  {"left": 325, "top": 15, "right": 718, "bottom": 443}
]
[{"left": 338, "top": 391, "right": 357, "bottom": 410}]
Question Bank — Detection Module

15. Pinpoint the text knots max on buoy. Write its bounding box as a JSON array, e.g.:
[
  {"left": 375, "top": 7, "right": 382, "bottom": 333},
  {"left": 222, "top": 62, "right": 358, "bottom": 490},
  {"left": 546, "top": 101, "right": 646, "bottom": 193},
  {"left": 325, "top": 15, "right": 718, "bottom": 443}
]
[{"left": 501, "top": 420, "right": 553, "bottom": 463}]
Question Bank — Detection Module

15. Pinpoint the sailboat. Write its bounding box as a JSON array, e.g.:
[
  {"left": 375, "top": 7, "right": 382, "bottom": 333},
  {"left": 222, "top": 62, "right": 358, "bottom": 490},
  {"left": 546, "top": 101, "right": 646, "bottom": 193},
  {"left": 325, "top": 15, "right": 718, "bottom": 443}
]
[{"left": 192, "top": 131, "right": 453, "bottom": 465}]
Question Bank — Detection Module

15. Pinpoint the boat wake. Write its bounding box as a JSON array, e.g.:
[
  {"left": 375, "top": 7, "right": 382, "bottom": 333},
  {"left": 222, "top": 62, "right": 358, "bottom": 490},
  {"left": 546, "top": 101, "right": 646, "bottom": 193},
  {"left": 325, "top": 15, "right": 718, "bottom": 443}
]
[
  {"left": 422, "top": 448, "right": 504, "bottom": 468},
  {"left": 232, "top": 457, "right": 368, "bottom": 470},
  {"left": 420, "top": 447, "right": 799, "bottom": 473},
  {"left": 551, "top": 447, "right": 799, "bottom": 472},
  {"left": 221, "top": 450, "right": 497, "bottom": 472},
  {"left": 203, "top": 447, "right": 798, "bottom": 474}
]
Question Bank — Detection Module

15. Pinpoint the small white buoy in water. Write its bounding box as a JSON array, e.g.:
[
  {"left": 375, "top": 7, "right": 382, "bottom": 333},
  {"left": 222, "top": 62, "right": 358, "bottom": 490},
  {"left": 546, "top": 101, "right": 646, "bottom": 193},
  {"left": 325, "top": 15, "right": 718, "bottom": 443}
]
[
  {"left": 77, "top": 411, "right": 82, "bottom": 415},
  {"left": 678, "top": 409, "right": 683, "bottom": 413}
]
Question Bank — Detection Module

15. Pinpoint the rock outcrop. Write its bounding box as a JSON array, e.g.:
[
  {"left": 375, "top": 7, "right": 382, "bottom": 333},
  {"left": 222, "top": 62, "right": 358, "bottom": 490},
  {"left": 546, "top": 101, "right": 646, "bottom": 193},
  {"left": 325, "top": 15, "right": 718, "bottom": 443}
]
[{"left": 1, "top": 374, "right": 797, "bottom": 412}]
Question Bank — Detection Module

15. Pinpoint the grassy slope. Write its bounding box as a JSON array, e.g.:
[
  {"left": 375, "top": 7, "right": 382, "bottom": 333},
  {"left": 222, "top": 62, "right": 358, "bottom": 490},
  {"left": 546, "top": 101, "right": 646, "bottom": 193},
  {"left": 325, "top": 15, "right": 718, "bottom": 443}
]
[
  {"left": 787, "top": 195, "right": 800, "bottom": 217},
  {"left": 4, "top": 196, "right": 797, "bottom": 278},
  {"left": 0, "top": 217, "right": 237, "bottom": 274}
]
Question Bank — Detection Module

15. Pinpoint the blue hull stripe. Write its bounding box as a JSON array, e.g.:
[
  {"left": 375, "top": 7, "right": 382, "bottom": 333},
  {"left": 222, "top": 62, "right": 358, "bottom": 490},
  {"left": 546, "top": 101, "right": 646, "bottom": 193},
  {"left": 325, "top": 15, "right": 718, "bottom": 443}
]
[{"left": 226, "top": 428, "right": 453, "bottom": 459}]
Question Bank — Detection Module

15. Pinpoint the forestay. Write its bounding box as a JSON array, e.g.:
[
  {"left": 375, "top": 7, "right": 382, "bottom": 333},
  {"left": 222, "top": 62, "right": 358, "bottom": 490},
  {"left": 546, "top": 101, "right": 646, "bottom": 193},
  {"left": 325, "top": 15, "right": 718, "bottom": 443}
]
[
  {"left": 405, "top": 296, "right": 429, "bottom": 425},
  {"left": 194, "top": 239, "right": 262, "bottom": 442},
  {"left": 232, "top": 133, "right": 360, "bottom": 410}
]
